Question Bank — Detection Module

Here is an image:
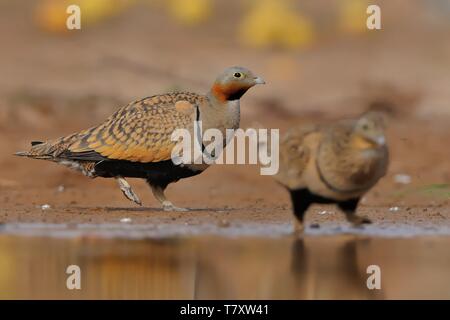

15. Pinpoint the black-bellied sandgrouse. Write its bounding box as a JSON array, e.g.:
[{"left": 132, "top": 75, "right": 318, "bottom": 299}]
[
  {"left": 16, "top": 66, "right": 265, "bottom": 211},
  {"left": 275, "top": 112, "right": 388, "bottom": 231}
]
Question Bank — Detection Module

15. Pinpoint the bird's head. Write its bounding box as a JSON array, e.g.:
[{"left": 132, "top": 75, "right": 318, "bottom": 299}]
[
  {"left": 210, "top": 66, "right": 265, "bottom": 102},
  {"left": 352, "top": 111, "right": 387, "bottom": 149}
]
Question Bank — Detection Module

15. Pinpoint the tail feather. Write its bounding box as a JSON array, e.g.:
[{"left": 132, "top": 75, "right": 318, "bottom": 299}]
[
  {"left": 16, "top": 132, "right": 85, "bottom": 160},
  {"left": 14, "top": 151, "right": 30, "bottom": 157},
  {"left": 15, "top": 140, "right": 58, "bottom": 159}
]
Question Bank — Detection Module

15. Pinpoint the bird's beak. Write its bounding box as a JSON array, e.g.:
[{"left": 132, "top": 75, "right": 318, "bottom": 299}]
[{"left": 253, "top": 76, "right": 266, "bottom": 85}]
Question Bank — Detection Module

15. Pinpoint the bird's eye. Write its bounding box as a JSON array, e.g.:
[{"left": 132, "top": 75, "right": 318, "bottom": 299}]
[{"left": 233, "top": 72, "right": 243, "bottom": 78}]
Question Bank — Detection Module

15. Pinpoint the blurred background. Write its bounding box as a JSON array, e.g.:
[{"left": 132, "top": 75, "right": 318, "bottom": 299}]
[{"left": 1, "top": 0, "right": 450, "bottom": 125}]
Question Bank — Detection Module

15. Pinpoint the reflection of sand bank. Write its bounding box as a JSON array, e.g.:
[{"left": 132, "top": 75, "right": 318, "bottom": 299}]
[
  {"left": 0, "top": 237, "right": 197, "bottom": 299},
  {"left": 0, "top": 234, "right": 449, "bottom": 299}
]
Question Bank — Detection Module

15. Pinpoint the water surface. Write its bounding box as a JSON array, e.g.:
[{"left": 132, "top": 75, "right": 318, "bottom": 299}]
[{"left": 0, "top": 223, "right": 449, "bottom": 299}]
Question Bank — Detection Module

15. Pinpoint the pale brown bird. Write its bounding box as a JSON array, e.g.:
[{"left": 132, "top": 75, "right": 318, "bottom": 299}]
[
  {"left": 275, "top": 112, "right": 388, "bottom": 231},
  {"left": 16, "top": 66, "right": 265, "bottom": 211}
]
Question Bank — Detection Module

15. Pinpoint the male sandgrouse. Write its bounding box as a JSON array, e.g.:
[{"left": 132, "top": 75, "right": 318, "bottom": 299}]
[
  {"left": 16, "top": 66, "right": 265, "bottom": 211},
  {"left": 275, "top": 112, "right": 388, "bottom": 231}
]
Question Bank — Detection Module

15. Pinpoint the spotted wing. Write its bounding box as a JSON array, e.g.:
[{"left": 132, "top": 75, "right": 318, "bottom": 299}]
[
  {"left": 275, "top": 124, "right": 320, "bottom": 189},
  {"left": 64, "top": 93, "right": 201, "bottom": 163}
]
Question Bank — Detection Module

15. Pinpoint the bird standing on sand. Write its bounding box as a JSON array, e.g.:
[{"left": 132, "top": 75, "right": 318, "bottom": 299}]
[
  {"left": 16, "top": 67, "right": 265, "bottom": 211},
  {"left": 275, "top": 112, "right": 388, "bottom": 231}
]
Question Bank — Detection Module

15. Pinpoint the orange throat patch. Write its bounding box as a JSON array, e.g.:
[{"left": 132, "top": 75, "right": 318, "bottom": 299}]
[
  {"left": 351, "top": 134, "right": 379, "bottom": 150},
  {"left": 211, "top": 83, "right": 251, "bottom": 102}
]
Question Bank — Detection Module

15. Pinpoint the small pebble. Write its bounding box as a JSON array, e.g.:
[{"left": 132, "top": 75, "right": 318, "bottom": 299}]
[
  {"left": 41, "top": 204, "right": 51, "bottom": 211},
  {"left": 394, "top": 174, "right": 412, "bottom": 184},
  {"left": 57, "top": 185, "right": 65, "bottom": 193},
  {"left": 389, "top": 206, "right": 400, "bottom": 212},
  {"left": 310, "top": 223, "right": 320, "bottom": 229},
  {"left": 318, "top": 210, "right": 328, "bottom": 215},
  {"left": 120, "top": 218, "right": 131, "bottom": 223}
]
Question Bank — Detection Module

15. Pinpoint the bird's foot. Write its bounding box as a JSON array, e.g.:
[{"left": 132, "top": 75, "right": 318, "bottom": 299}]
[
  {"left": 162, "top": 201, "right": 188, "bottom": 212},
  {"left": 122, "top": 188, "right": 142, "bottom": 206},
  {"left": 117, "top": 178, "right": 142, "bottom": 206}
]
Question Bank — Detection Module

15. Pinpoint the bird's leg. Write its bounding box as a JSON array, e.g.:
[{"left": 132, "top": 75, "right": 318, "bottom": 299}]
[
  {"left": 147, "top": 181, "right": 188, "bottom": 212},
  {"left": 289, "top": 189, "right": 313, "bottom": 234},
  {"left": 338, "top": 198, "right": 371, "bottom": 226},
  {"left": 116, "top": 176, "right": 142, "bottom": 206}
]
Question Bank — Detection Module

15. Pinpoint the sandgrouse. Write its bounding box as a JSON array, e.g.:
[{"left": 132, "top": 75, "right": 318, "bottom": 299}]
[
  {"left": 16, "top": 67, "right": 265, "bottom": 211},
  {"left": 275, "top": 112, "right": 388, "bottom": 231}
]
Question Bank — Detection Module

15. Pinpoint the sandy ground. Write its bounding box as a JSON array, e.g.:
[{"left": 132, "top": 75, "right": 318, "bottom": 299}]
[{"left": 1, "top": 115, "right": 449, "bottom": 235}]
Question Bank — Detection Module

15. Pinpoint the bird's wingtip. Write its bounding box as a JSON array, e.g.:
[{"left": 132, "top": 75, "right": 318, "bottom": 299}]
[{"left": 14, "top": 151, "right": 29, "bottom": 157}]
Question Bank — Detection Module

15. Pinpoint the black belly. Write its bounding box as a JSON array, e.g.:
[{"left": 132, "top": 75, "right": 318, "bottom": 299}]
[
  {"left": 93, "top": 159, "right": 203, "bottom": 185},
  {"left": 290, "top": 188, "right": 338, "bottom": 204}
]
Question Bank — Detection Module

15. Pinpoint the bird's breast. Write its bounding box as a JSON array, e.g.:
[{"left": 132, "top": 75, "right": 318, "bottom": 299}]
[
  {"left": 309, "top": 143, "right": 388, "bottom": 200},
  {"left": 224, "top": 100, "right": 241, "bottom": 130},
  {"left": 201, "top": 100, "right": 240, "bottom": 135}
]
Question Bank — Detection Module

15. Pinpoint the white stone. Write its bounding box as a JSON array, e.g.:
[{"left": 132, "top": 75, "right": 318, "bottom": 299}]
[{"left": 394, "top": 174, "right": 411, "bottom": 184}]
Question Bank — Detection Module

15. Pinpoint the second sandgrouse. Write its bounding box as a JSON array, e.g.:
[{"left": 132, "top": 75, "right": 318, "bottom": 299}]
[
  {"left": 275, "top": 112, "right": 389, "bottom": 231},
  {"left": 16, "top": 66, "right": 265, "bottom": 211}
]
